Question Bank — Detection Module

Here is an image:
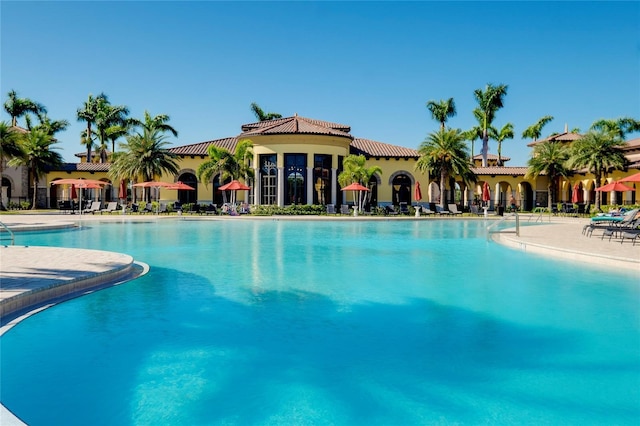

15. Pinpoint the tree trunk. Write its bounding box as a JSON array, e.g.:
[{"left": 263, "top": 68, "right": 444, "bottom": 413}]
[
  {"left": 481, "top": 131, "right": 489, "bottom": 167},
  {"left": 440, "top": 171, "right": 446, "bottom": 208}
]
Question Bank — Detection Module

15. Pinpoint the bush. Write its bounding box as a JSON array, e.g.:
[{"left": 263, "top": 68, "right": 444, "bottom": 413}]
[
  {"left": 251, "top": 204, "right": 326, "bottom": 216},
  {"left": 20, "top": 201, "right": 31, "bottom": 210}
]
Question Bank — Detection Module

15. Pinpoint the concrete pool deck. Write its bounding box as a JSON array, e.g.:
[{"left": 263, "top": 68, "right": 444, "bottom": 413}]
[{"left": 0, "top": 212, "right": 638, "bottom": 424}]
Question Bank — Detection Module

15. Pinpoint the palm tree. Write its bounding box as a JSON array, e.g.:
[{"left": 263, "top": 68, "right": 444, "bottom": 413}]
[
  {"left": 569, "top": 129, "right": 627, "bottom": 210},
  {"left": 129, "top": 111, "right": 178, "bottom": 139},
  {"left": 77, "top": 93, "right": 107, "bottom": 162},
  {"left": 30, "top": 112, "right": 69, "bottom": 137},
  {"left": 196, "top": 139, "right": 254, "bottom": 186},
  {"left": 109, "top": 129, "right": 179, "bottom": 202},
  {"left": 465, "top": 109, "right": 496, "bottom": 165},
  {"left": 0, "top": 121, "right": 25, "bottom": 209},
  {"left": 8, "top": 128, "right": 62, "bottom": 209},
  {"left": 495, "top": 122, "right": 514, "bottom": 166},
  {"left": 525, "top": 141, "right": 570, "bottom": 211},
  {"left": 426, "top": 98, "right": 456, "bottom": 130},
  {"left": 473, "top": 83, "right": 508, "bottom": 167},
  {"left": 4, "top": 90, "right": 46, "bottom": 127},
  {"left": 337, "top": 154, "right": 382, "bottom": 212},
  {"left": 250, "top": 102, "right": 282, "bottom": 121},
  {"left": 94, "top": 95, "right": 129, "bottom": 162},
  {"left": 415, "top": 128, "right": 474, "bottom": 208},
  {"left": 522, "top": 115, "right": 554, "bottom": 142},
  {"left": 590, "top": 117, "right": 640, "bottom": 139}
]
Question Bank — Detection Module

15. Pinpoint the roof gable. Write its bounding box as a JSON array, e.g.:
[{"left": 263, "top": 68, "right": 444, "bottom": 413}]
[{"left": 240, "top": 114, "right": 352, "bottom": 138}]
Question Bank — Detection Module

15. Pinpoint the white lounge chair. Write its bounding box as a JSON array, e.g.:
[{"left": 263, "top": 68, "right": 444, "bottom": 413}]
[
  {"left": 448, "top": 204, "right": 463, "bottom": 215},
  {"left": 83, "top": 201, "right": 101, "bottom": 214},
  {"left": 100, "top": 201, "right": 118, "bottom": 214}
]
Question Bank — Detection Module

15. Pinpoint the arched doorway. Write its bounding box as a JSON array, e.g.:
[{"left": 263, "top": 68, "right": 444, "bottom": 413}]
[
  {"left": 391, "top": 174, "right": 411, "bottom": 205},
  {"left": 366, "top": 174, "right": 380, "bottom": 209},
  {"left": 285, "top": 153, "right": 306, "bottom": 205},
  {"left": 520, "top": 182, "right": 534, "bottom": 211},
  {"left": 177, "top": 172, "right": 197, "bottom": 204}
]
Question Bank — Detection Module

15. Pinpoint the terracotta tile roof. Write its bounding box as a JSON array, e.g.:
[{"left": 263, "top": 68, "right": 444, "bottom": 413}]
[
  {"left": 471, "top": 166, "right": 532, "bottom": 176},
  {"left": 169, "top": 137, "right": 238, "bottom": 156},
  {"left": 623, "top": 138, "right": 640, "bottom": 151},
  {"left": 351, "top": 138, "right": 419, "bottom": 158},
  {"left": 527, "top": 131, "right": 583, "bottom": 147},
  {"left": 240, "top": 114, "right": 352, "bottom": 138},
  {"left": 472, "top": 153, "right": 511, "bottom": 161}
]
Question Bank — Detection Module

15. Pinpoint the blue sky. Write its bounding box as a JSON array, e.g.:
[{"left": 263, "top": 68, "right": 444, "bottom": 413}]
[{"left": 2, "top": 1, "right": 638, "bottom": 164}]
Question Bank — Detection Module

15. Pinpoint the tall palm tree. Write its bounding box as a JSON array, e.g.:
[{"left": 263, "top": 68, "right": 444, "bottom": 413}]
[
  {"left": 522, "top": 115, "right": 554, "bottom": 142},
  {"left": 338, "top": 154, "right": 382, "bottom": 211},
  {"left": 525, "top": 141, "right": 570, "bottom": 211},
  {"left": 569, "top": 129, "right": 627, "bottom": 210},
  {"left": 465, "top": 109, "right": 496, "bottom": 165},
  {"left": 426, "top": 98, "right": 456, "bottom": 130},
  {"left": 590, "top": 117, "right": 640, "bottom": 139},
  {"left": 30, "top": 112, "right": 69, "bottom": 137},
  {"left": 473, "top": 83, "right": 508, "bottom": 167},
  {"left": 94, "top": 95, "right": 129, "bottom": 162},
  {"left": 416, "top": 128, "right": 474, "bottom": 208},
  {"left": 8, "top": 128, "right": 62, "bottom": 209},
  {"left": 77, "top": 93, "right": 107, "bottom": 162},
  {"left": 0, "top": 121, "right": 25, "bottom": 209},
  {"left": 250, "top": 102, "right": 282, "bottom": 121},
  {"left": 4, "top": 90, "right": 46, "bottom": 127},
  {"left": 495, "top": 122, "right": 514, "bottom": 166},
  {"left": 129, "top": 111, "right": 178, "bottom": 139},
  {"left": 196, "top": 139, "right": 254, "bottom": 186},
  {"left": 109, "top": 129, "right": 180, "bottom": 201}
]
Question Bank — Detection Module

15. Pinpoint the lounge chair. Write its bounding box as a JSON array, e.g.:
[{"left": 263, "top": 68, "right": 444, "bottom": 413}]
[
  {"left": 399, "top": 202, "right": 409, "bottom": 214},
  {"left": 340, "top": 205, "right": 351, "bottom": 215},
  {"left": 326, "top": 204, "right": 336, "bottom": 214},
  {"left": 384, "top": 205, "right": 398, "bottom": 215},
  {"left": 141, "top": 203, "right": 154, "bottom": 214},
  {"left": 418, "top": 205, "right": 434, "bottom": 215},
  {"left": 158, "top": 203, "right": 169, "bottom": 214},
  {"left": 83, "top": 201, "right": 101, "bottom": 214},
  {"left": 448, "top": 204, "right": 463, "bottom": 215},
  {"left": 205, "top": 204, "right": 218, "bottom": 215},
  {"left": 435, "top": 205, "right": 451, "bottom": 215},
  {"left": 470, "top": 205, "right": 483, "bottom": 216},
  {"left": 100, "top": 201, "right": 118, "bottom": 214}
]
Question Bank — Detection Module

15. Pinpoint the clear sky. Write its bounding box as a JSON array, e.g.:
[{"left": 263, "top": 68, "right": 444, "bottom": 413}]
[{"left": 1, "top": 1, "right": 638, "bottom": 164}]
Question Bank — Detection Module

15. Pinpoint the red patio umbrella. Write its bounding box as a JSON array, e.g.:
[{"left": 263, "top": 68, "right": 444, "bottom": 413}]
[
  {"left": 482, "top": 182, "right": 491, "bottom": 203},
  {"left": 341, "top": 182, "right": 370, "bottom": 192},
  {"left": 166, "top": 181, "right": 195, "bottom": 190},
  {"left": 414, "top": 182, "right": 422, "bottom": 202},
  {"left": 595, "top": 181, "right": 634, "bottom": 192},
  {"left": 218, "top": 180, "right": 250, "bottom": 205},
  {"left": 132, "top": 181, "right": 175, "bottom": 211},
  {"left": 341, "top": 182, "right": 370, "bottom": 213},
  {"left": 618, "top": 172, "right": 640, "bottom": 183},
  {"left": 571, "top": 183, "right": 582, "bottom": 204},
  {"left": 118, "top": 180, "right": 127, "bottom": 200},
  {"left": 70, "top": 184, "right": 77, "bottom": 199}
]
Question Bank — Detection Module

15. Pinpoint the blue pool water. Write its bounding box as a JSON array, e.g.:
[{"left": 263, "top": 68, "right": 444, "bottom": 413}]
[{"left": 1, "top": 219, "right": 639, "bottom": 425}]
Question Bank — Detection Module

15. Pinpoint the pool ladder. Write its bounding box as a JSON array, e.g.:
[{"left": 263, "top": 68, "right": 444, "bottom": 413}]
[
  {"left": 0, "top": 220, "right": 15, "bottom": 246},
  {"left": 486, "top": 212, "right": 520, "bottom": 240}
]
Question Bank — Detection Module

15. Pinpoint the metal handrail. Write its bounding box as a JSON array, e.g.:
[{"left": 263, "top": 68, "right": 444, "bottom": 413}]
[
  {"left": 486, "top": 212, "right": 519, "bottom": 240},
  {"left": 0, "top": 220, "right": 15, "bottom": 246}
]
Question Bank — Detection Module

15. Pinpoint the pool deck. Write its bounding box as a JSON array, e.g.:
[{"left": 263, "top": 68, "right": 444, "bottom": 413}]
[{"left": 0, "top": 212, "right": 638, "bottom": 424}]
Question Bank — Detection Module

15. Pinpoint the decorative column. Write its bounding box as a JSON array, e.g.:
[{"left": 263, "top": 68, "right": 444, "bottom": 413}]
[
  {"left": 331, "top": 168, "right": 337, "bottom": 206},
  {"left": 277, "top": 167, "right": 285, "bottom": 207},
  {"left": 307, "top": 166, "right": 313, "bottom": 205},
  {"left": 253, "top": 166, "right": 260, "bottom": 205}
]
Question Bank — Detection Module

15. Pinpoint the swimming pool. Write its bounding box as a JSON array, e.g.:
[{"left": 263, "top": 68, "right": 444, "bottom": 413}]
[{"left": 2, "top": 219, "right": 639, "bottom": 425}]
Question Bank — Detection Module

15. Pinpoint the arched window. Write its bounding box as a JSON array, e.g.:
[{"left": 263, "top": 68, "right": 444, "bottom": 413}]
[
  {"left": 392, "top": 174, "right": 411, "bottom": 205},
  {"left": 177, "top": 172, "right": 198, "bottom": 204},
  {"left": 260, "top": 154, "right": 277, "bottom": 205},
  {"left": 285, "top": 154, "right": 306, "bottom": 205}
]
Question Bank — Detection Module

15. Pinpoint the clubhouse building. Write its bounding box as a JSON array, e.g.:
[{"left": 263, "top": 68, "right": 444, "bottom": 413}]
[{"left": 3, "top": 114, "right": 640, "bottom": 211}]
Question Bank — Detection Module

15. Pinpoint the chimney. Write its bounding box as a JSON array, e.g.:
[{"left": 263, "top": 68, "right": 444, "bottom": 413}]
[{"left": 564, "top": 123, "right": 568, "bottom": 133}]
